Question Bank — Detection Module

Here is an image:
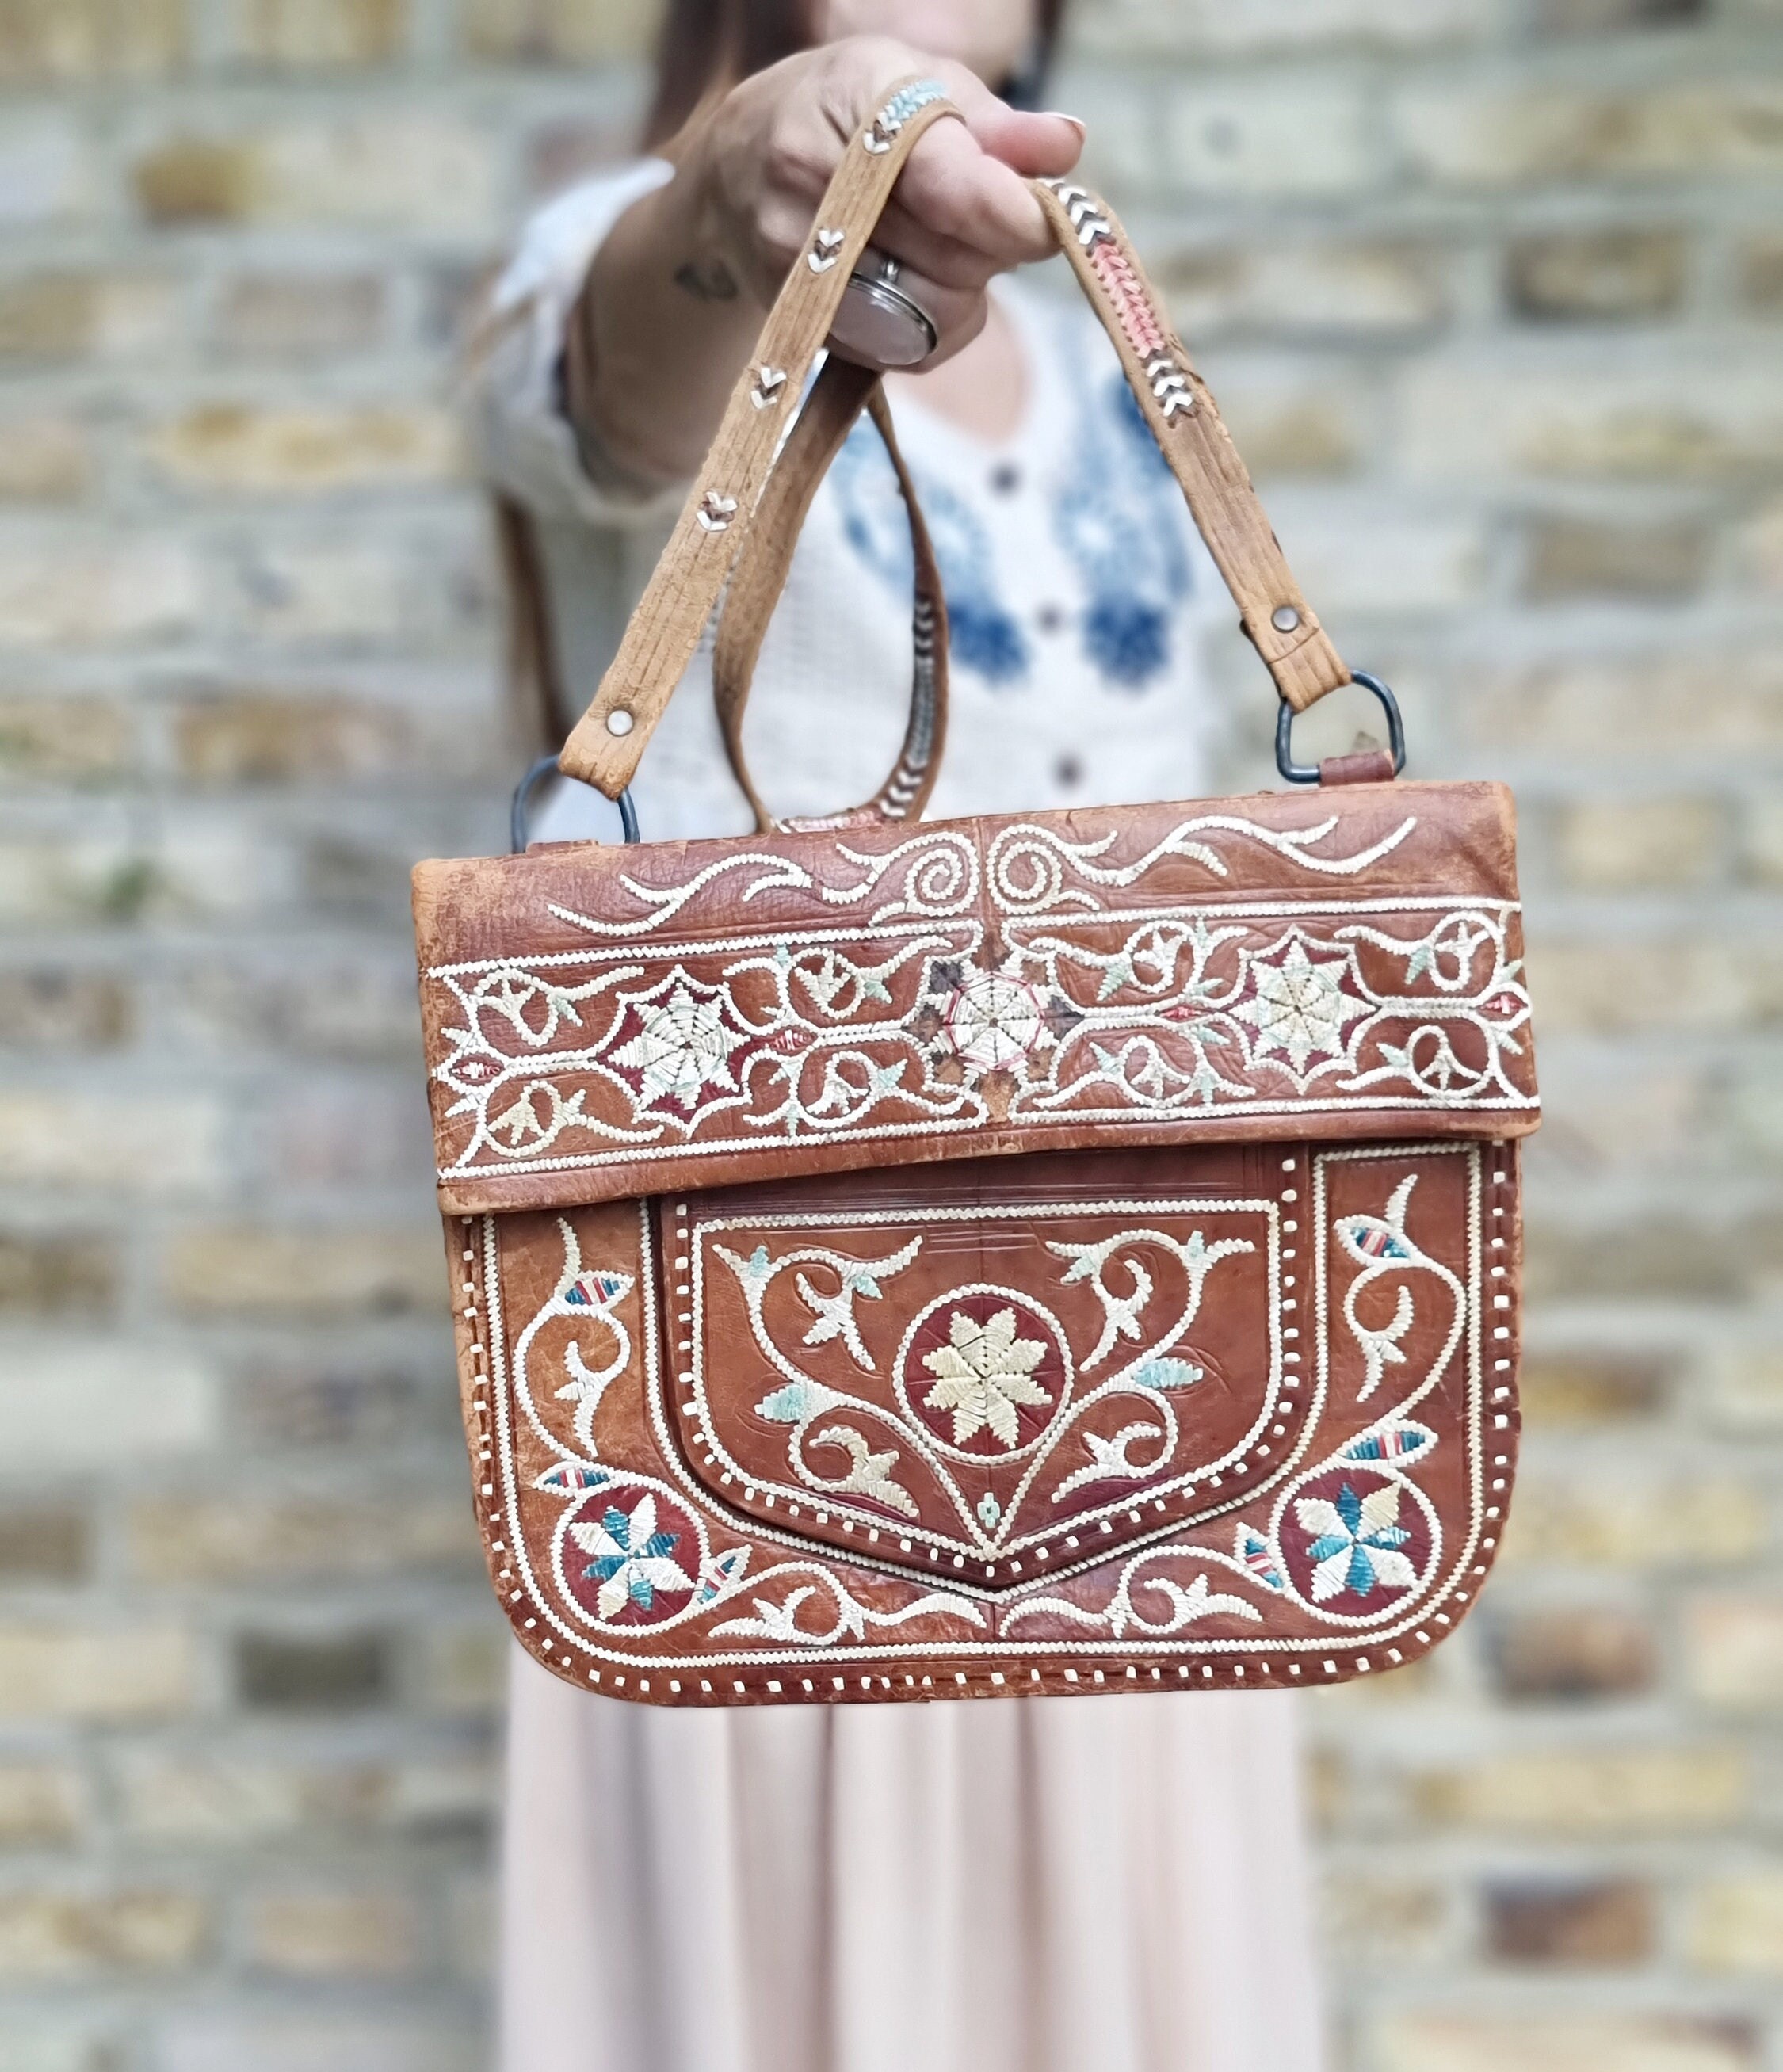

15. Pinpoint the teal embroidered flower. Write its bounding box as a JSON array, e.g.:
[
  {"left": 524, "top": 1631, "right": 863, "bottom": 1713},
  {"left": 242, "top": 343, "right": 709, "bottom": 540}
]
[
  {"left": 1295, "top": 1481, "right": 1418, "bottom": 1603},
  {"left": 571, "top": 1494, "right": 693, "bottom": 1620}
]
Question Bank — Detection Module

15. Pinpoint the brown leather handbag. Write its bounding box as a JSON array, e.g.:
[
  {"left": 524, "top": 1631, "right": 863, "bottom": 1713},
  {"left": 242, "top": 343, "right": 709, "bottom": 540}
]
[{"left": 413, "top": 83, "right": 1538, "bottom": 1708}]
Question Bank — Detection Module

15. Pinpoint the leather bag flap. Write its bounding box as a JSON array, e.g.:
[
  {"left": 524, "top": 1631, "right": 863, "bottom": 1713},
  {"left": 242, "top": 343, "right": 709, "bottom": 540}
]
[{"left": 414, "top": 779, "right": 1537, "bottom": 1217}]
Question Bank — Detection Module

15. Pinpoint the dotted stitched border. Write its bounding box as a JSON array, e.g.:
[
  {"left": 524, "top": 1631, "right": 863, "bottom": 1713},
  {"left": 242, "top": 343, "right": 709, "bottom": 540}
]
[{"left": 453, "top": 1145, "right": 1521, "bottom": 1705}]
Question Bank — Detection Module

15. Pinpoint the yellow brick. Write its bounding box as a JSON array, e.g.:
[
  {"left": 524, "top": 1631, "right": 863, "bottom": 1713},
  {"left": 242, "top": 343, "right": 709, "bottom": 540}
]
[
  {"left": 0, "top": 1627, "right": 196, "bottom": 1721},
  {"left": 1320, "top": 1868, "right": 1449, "bottom": 1960},
  {"left": 1737, "top": 495, "right": 1783, "bottom": 594},
  {"left": 1166, "top": 81, "right": 1376, "bottom": 197},
  {"left": 214, "top": 271, "right": 384, "bottom": 357},
  {"left": 1523, "top": 513, "right": 1709, "bottom": 603},
  {"left": 1468, "top": 649, "right": 1783, "bottom": 754},
  {"left": 6, "top": 1344, "right": 217, "bottom": 1468},
  {"left": 0, "top": 1889, "right": 208, "bottom": 1979},
  {"left": 173, "top": 692, "right": 410, "bottom": 784},
  {"left": 4, "top": 1241, "right": 112, "bottom": 1334},
  {"left": 223, "top": 536, "right": 412, "bottom": 643},
  {"left": 132, "top": 137, "right": 261, "bottom": 223},
  {"left": 1529, "top": 1057, "right": 1705, "bottom": 1171},
  {"left": 0, "top": 1765, "right": 84, "bottom": 1846},
  {"left": 0, "top": 535, "right": 202, "bottom": 648},
  {"left": 418, "top": 1621, "right": 508, "bottom": 1717},
  {"left": 0, "top": 1091, "right": 223, "bottom": 1193},
  {"left": 127, "top": 1493, "right": 475, "bottom": 1585},
  {"left": 1373, "top": 2012, "right": 1757, "bottom": 2072},
  {"left": 1403, "top": 357, "right": 1783, "bottom": 481},
  {"left": 1075, "top": 0, "right": 1494, "bottom": 52},
  {"left": 1161, "top": 239, "right": 1446, "bottom": 341},
  {"left": 116, "top": 1755, "right": 451, "bottom": 1842},
  {"left": 163, "top": 1224, "right": 444, "bottom": 1317},
  {"left": 1501, "top": 1475, "right": 1766, "bottom": 1569},
  {"left": 1704, "top": 1344, "right": 1783, "bottom": 1430},
  {"left": 231, "top": 0, "right": 407, "bottom": 66},
  {"left": 0, "top": 695, "right": 132, "bottom": 780},
  {"left": 1552, "top": 796, "right": 1724, "bottom": 891},
  {"left": 462, "top": 0, "right": 658, "bottom": 62},
  {"left": 136, "top": 117, "right": 498, "bottom": 231},
  {"left": 1204, "top": 368, "right": 1364, "bottom": 475},
  {"left": 0, "top": 419, "right": 89, "bottom": 502},
  {"left": 1742, "top": 231, "right": 1783, "bottom": 308},
  {"left": 1689, "top": 1872, "right": 1783, "bottom": 1975},
  {"left": 1413, "top": 1746, "right": 1747, "bottom": 1834},
  {"left": 246, "top": 1887, "right": 415, "bottom": 1977},
  {"left": 1259, "top": 513, "right": 1487, "bottom": 612},
  {"left": 147, "top": 403, "right": 460, "bottom": 494},
  {"left": 0, "top": 0, "right": 185, "bottom": 81},
  {"left": 1518, "top": 1350, "right": 1666, "bottom": 1426},
  {"left": 1508, "top": 227, "right": 1688, "bottom": 321},
  {"left": 1526, "top": 937, "right": 1783, "bottom": 1036},
  {"left": 1686, "top": 1595, "right": 1783, "bottom": 1711},
  {"left": 1742, "top": 795, "right": 1783, "bottom": 887},
  {"left": 0, "top": 272, "right": 175, "bottom": 361},
  {"left": 1398, "top": 81, "right": 1783, "bottom": 185}
]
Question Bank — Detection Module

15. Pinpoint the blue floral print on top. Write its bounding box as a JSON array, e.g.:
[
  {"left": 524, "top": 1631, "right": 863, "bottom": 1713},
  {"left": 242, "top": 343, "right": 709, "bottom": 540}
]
[
  {"left": 830, "top": 425, "right": 1030, "bottom": 684},
  {"left": 830, "top": 317, "right": 1196, "bottom": 695},
  {"left": 1056, "top": 374, "right": 1192, "bottom": 690}
]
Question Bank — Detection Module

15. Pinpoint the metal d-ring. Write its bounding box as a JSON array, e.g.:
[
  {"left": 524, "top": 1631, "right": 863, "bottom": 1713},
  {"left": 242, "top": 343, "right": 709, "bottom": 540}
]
[
  {"left": 510, "top": 754, "right": 640, "bottom": 853},
  {"left": 1275, "top": 670, "right": 1407, "bottom": 786}
]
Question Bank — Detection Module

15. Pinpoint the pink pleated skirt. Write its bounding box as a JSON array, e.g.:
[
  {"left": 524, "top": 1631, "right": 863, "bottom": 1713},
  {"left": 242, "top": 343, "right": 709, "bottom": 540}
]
[{"left": 500, "top": 1645, "right": 1324, "bottom": 2072}]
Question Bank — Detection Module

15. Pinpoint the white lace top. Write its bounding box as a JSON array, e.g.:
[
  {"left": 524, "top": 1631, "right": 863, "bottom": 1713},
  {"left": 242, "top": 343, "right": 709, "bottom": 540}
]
[{"left": 472, "top": 161, "right": 1225, "bottom": 846}]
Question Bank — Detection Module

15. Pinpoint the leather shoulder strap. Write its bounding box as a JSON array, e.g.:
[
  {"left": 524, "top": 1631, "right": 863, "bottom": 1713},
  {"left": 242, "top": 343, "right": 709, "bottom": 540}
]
[
  {"left": 712, "top": 354, "right": 948, "bottom": 834},
  {"left": 557, "top": 79, "right": 959, "bottom": 797},
  {"left": 1032, "top": 180, "right": 1348, "bottom": 712},
  {"left": 557, "top": 88, "right": 1353, "bottom": 803}
]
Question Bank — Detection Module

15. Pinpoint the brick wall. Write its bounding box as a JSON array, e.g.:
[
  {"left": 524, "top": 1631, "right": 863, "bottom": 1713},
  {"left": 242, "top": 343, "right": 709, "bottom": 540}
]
[{"left": 0, "top": 2, "right": 1778, "bottom": 2068}]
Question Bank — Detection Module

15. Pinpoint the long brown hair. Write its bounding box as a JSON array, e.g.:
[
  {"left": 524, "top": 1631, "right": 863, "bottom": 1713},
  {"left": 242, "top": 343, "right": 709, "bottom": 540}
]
[{"left": 644, "top": 0, "right": 1069, "bottom": 151}]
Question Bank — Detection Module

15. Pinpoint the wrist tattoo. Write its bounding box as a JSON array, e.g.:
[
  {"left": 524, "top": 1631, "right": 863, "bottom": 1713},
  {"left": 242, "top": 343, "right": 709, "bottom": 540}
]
[{"left": 674, "top": 258, "right": 739, "bottom": 303}]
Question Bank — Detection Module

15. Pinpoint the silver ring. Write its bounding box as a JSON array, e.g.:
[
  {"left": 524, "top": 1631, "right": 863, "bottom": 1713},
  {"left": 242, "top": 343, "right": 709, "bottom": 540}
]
[{"left": 827, "top": 244, "right": 939, "bottom": 370}]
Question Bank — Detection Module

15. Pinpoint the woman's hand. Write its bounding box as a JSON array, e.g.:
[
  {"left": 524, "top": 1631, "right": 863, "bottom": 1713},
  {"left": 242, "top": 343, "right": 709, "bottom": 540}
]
[
  {"left": 691, "top": 38, "right": 1084, "bottom": 361},
  {"left": 574, "top": 38, "right": 1083, "bottom": 484}
]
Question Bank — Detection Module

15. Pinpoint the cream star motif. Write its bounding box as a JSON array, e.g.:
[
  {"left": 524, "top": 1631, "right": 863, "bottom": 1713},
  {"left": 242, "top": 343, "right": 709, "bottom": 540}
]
[
  {"left": 921, "top": 1307, "right": 1051, "bottom": 1448},
  {"left": 1231, "top": 938, "right": 1367, "bottom": 1078},
  {"left": 610, "top": 979, "right": 743, "bottom": 1112}
]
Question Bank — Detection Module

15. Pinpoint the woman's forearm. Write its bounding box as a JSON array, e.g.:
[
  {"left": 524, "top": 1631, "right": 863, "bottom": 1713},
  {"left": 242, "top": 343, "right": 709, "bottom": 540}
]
[
  {"left": 559, "top": 39, "right": 1082, "bottom": 493},
  {"left": 570, "top": 139, "right": 763, "bottom": 487}
]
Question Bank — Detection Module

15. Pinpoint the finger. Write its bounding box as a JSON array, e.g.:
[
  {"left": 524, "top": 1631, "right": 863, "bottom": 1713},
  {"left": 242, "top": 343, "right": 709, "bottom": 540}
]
[
  {"left": 971, "top": 105, "right": 1085, "bottom": 181},
  {"left": 895, "top": 120, "right": 1062, "bottom": 268},
  {"left": 885, "top": 267, "right": 983, "bottom": 357},
  {"left": 872, "top": 203, "right": 1002, "bottom": 293},
  {"left": 918, "top": 60, "right": 1085, "bottom": 179},
  {"left": 805, "top": 48, "right": 1067, "bottom": 265}
]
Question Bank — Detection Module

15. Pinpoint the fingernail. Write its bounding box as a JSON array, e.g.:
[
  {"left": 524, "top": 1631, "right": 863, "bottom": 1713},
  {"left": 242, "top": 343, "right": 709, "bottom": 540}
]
[{"left": 1042, "top": 112, "right": 1087, "bottom": 143}]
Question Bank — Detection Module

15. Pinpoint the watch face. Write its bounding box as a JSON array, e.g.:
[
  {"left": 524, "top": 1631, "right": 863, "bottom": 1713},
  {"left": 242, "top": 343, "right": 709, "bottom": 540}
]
[{"left": 828, "top": 274, "right": 938, "bottom": 370}]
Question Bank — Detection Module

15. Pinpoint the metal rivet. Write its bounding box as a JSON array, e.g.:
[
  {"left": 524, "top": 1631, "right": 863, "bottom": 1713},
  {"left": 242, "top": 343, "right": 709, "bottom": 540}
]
[
  {"left": 1271, "top": 605, "right": 1301, "bottom": 633},
  {"left": 605, "top": 708, "right": 635, "bottom": 737}
]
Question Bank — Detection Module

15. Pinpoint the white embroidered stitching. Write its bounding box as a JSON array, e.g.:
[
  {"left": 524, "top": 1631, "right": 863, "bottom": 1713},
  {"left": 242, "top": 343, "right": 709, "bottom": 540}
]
[
  {"left": 462, "top": 1130, "right": 1517, "bottom": 1691},
  {"left": 430, "top": 906, "right": 1534, "bottom": 1179}
]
